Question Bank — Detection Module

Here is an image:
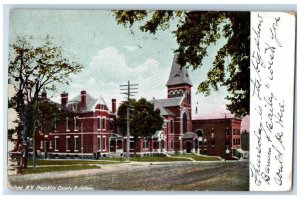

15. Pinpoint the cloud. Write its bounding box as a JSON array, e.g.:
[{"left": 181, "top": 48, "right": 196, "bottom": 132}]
[
  {"left": 124, "top": 45, "right": 139, "bottom": 52},
  {"left": 87, "top": 47, "right": 169, "bottom": 89},
  {"left": 59, "top": 46, "right": 170, "bottom": 109}
]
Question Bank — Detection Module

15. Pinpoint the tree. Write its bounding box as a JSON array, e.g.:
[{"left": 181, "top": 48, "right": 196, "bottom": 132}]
[
  {"left": 8, "top": 37, "right": 83, "bottom": 170},
  {"left": 116, "top": 98, "right": 164, "bottom": 155},
  {"left": 113, "top": 11, "right": 250, "bottom": 117}
]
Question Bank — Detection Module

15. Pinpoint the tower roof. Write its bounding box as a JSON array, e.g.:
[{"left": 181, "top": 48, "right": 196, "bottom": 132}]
[{"left": 166, "top": 53, "right": 192, "bottom": 86}]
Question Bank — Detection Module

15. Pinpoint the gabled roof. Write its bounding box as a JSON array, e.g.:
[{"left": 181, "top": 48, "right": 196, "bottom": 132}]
[
  {"left": 151, "top": 97, "right": 183, "bottom": 116},
  {"left": 166, "top": 53, "right": 192, "bottom": 86},
  {"left": 67, "top": 93, "right": 109, "bottom": 112}
]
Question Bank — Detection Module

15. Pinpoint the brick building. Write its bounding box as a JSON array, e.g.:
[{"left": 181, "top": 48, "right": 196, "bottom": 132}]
[
  {"left": 192, "top": 118, "right": 242, "bottom": 157},
  {"left": 35, "top": 91, "right": 121, "bottom": 159},
  {"left": 128, "top": 54, "right": 242, "bottom": 157},
  {"left": 35, "top": 53, "right": 242, "bottom": 159}
]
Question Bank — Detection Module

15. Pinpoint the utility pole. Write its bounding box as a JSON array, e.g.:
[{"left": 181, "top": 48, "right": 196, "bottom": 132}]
[
  {"left": 81, "top": 122, "right": 83, "bottom": 160},
  {"left": 120, "top": 80, "right": 138, "bottom": 162}
]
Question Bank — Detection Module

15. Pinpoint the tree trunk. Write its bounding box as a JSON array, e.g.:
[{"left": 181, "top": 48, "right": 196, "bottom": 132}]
[{"left": 19, "top": 108, "right": 30, "bottom": 171}]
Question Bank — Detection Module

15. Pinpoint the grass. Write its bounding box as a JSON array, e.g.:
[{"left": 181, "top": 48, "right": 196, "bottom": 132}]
[
  {"left": 24, "top": 165, "right": 100, "bottom": 174},
  {"left": 129, "top": 156, "right": 191, "bottom": 162},
  {"left": 171, "top": 154, "right": 221, "bottom": 161},
  {"left": 27, "top": 159, "right": 124, "bottom": 166}
]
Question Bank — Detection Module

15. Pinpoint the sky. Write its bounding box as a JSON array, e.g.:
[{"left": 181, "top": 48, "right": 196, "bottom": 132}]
[{"left": 9, "top": 9, "right": 249, "bottom": 131}]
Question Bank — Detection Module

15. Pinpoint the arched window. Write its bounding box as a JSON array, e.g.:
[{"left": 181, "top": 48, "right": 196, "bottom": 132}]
[
  {"left": 182, "top": 112, "right": 187, "bottom": 133},
  {"left": 174, "top": 90, "right": 179, "bottom": 97},
  {"left": 196, "top": 129, "right": 203, "bottom": 137},
  {"left": 170, "top": 120, "right": 174, "bottom": 134},
  {"left": 178, "top": 90, "right": 183, "bottom": 96}
]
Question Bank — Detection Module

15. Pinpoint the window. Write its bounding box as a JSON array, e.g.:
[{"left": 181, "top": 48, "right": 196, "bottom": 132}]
[
  {"left": 203, "top": 138, "right": 207, "bottom": 146},
  {"left": 233, "top": 129, "right": 240, "bottom": 135},
  {"left": 199, "top": 139, "right": 203, "bottom": 146},
  {"left": 225, "top": 138, "right": 230, "bottom": 145},
  {"left": 182, "top": 112, "right": 187, "bottom": 133},
  {"left": 66, "top": 136, "right": 70, "bottom": 151},
  {"left": 171, "top": 140, "right": 174, "bottom": 149},
  {"left": 102, "top": 118, "right": 106, "bottom": 130},
  {"left": 211, "top": 138, "right": 215, "bottom": 146},
  {"left": 130, "top": 141, "right": 134, "bottom": 149},
  {"left": 170, "top": 120, "right": 174, "bottom": 134},
  {"left": 54, "top": 137, "right": 59, "bottom": 151},
  {"left": 66, "top": 118, "right": 70, "bottom": 131},
  {"left": 74, "top": 117, "right": 78, "bottom": 131},
  {"left": 40, "top": 140, "right": 43, "bottom": 149},
  {"left": 49, "top": 140, "right": 52, "bottom": 149},
  {"left": 74, "top": 136, "right": 79, "bottom": 151},
  {"left": 97, "top": 117, "right": 101, "bottom": 130},
  {"left": 225, "top": 127, "right": 230, "bottom": 136},
  {"left": 196, "top": 129, "right": 203, "bottom": 137},
  {"left": 102, "top": 136, "right": 106, "bottom": 151},
  {"left": 54, "top": 121, "right": 57, "bottom": 131},
  {"left": 97, "top": 136, "right": 101, "bottom": 150},
  {"left": 143, "top": 139, "right": 148, "bottom": 148}
]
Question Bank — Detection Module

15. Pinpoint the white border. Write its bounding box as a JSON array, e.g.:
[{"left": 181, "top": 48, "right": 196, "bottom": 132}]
[{"left": 1, "top": 1, "right": 298, "bottom": 198}]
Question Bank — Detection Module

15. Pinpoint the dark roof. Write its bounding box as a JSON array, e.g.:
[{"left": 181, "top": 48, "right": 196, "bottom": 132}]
[
  {"left": 151, "top": 97, "right": 183, "bottom": 116},
  {"left": 166, "top": 53, "right": 192, "bottom": 86}
]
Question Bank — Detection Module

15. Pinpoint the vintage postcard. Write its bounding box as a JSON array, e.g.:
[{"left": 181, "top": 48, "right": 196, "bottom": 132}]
[{"left": 5, "top": 9, "right": 295, "bottom": 192}]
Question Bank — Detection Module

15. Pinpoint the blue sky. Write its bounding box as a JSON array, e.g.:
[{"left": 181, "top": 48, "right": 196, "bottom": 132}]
[{"left": 9, "top": 9, "right": 249, "bottom": 130}]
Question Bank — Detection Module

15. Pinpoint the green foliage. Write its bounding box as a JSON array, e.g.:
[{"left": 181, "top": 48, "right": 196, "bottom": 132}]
[
  {"left": 8, "top": 37, "right": 84, "bottom": 168},
  {"left": 116, "top": 98, "right": 164, "bottom": 139},
  {"left": 9, "top": 37, "right": 84, "bottom": 101},
  {"left": 27, "top": 159, "right": 123, "bottom": 166},
  {"left": 113, "top": 11, "right": 250, "bottom": 117},
  {"left": 129, "top": 156, "right": 192, "bottom": 162}
]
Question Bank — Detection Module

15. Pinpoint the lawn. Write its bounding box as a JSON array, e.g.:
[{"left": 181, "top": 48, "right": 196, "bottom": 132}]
[
  {"left": 171, "top": 154, "right": 221, "bottom": 161},
  {"left": 24, "top": 165, "right": 100, "bottom": 174},
  {"left": 27, "top": 159, "right": 124, "bottom": 166},
  {"left": 129, "top": 156, "right": 191, "bottom": 162}
]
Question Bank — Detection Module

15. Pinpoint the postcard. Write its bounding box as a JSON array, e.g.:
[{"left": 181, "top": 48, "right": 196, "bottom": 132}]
[{"left": 5, "top": 9, "right": 295, "bottom": 192}]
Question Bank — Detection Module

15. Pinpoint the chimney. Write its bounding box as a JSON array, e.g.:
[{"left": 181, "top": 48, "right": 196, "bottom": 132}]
[
  {"left": 112, "top": 99, "right": 116, "bottom": 113},
  {"left": 81, "top": 90, "right": 86, "bottom": 109},
  {"left": 61, "top": 91, "right": 68, "bottom": 108}
]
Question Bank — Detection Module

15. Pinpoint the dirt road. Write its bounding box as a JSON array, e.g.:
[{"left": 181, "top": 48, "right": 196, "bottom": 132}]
[{"left": 8, "top": 161, "right": 249, "bottom": 191}]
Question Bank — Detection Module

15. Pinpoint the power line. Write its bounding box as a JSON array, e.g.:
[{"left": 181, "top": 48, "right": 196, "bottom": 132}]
[{"left": 119, "top": 80, "right": 138, "bottom": 162}]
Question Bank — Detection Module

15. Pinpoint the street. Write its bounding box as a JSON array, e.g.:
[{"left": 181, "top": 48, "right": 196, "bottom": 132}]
[{"left": 8, "top": 161, "right": 249, "bottom": 191}]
